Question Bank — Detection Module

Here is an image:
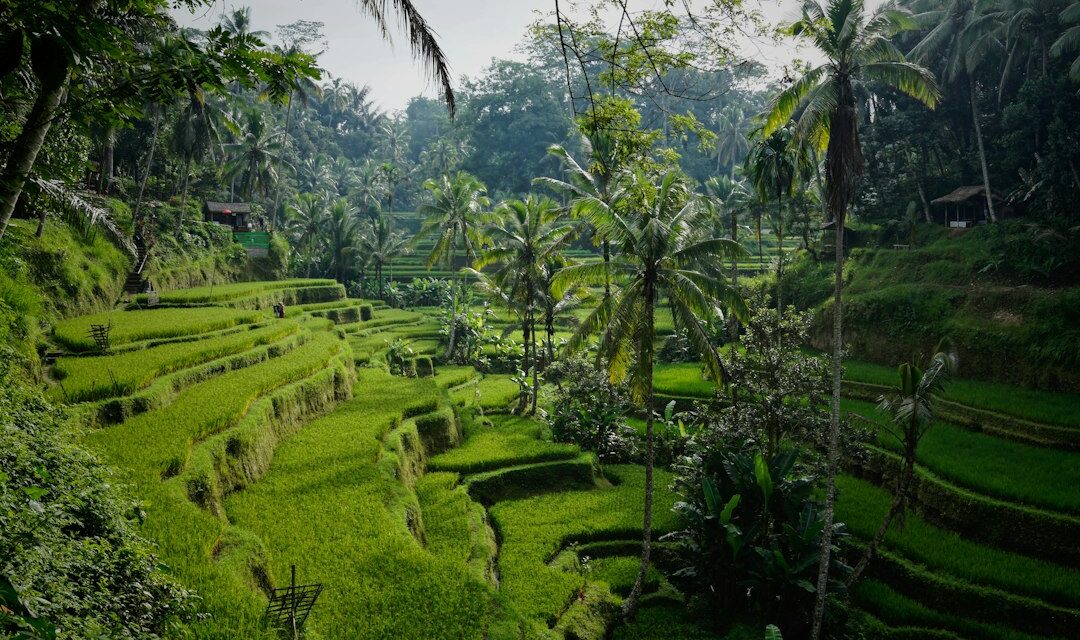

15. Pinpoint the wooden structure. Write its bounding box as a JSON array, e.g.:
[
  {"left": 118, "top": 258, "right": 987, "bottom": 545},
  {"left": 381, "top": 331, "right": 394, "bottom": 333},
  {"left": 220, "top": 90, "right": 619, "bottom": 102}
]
[
  {"left": 931, "top": 186, "right": 1004, "bottom": 228},
  {"left": 203, "top": 201, "right": 253, "bottom": 231},
  {"left": 264, "top": 566, "right": 322, "bottom": 639}
]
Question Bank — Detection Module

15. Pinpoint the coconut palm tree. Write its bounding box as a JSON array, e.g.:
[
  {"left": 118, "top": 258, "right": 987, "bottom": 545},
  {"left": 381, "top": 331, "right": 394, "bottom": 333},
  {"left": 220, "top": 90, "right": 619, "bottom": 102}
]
[
  {"left": 352, "top": 159, "right": 386, "bottom": 218},
  {"left": 746, "top": 125, "right": 801, "bottom": 318},
  {"left": 536, "top": 131, "right": 624, "bottom": 301},
  {"left": 703, "top": 176, "right": 751, "bottom": 339},
  {"left": 714, "top": 104, "right": 751, "bottom": 177},
  {"left": 325, "top": 197, "right": 362, "bottom": 283},
  {"left": 361, "top": 214, "right": 411, "bottom": 297},
  {"left": 466, "top": 195, "right": 575, "bottom": 413},
  {"left": 1051, "top": 2, "right": 1080, "bottom": 82},
  {"left": 847, "top": 345, "right": 957, "bottom": 584},
  {"left": 285, "top": 192, "right": 328, "bottom": 276},
  {"left": 220, "top": 6, "right": 269, "bottom": 40},
  {"left": 762, "top": 2, "right": 940, "bottom": 636},
  {"left": 417, "top": 171, "right": 490, "bottom": 359},
  {"left": 170, "top": 92, "right": 223, "bottom": 228},
  {"left": 224, "top": 110, "right": 284, "bottom": 210},
  {"left": 297, "top": 155, "right": 335, "bottom": 194},
  {"left": 553, "top": 170, "right": 747, "bottom": 619},
  {"left": 908, "top": 0, "right": 1002, "bottom": 222}
]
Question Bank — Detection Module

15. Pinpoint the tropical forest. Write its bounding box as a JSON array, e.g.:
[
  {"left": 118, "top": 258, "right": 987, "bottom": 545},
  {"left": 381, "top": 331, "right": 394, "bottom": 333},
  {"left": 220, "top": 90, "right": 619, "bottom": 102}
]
[{"left": 1, "top": 0, "right": 1079, "bottom": 638}]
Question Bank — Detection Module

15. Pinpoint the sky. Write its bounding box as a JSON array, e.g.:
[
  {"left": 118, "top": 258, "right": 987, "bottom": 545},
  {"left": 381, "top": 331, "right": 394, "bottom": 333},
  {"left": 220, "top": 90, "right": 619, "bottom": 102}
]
[{"left": 172, "top": 0, "right": 885, "bottom": 112}]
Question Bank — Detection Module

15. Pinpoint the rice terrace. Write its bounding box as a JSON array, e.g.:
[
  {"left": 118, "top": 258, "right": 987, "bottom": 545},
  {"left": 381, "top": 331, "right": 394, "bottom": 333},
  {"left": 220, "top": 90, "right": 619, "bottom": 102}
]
[{"left": 1, "top": 1, "right": 1079, "bottom": 639}]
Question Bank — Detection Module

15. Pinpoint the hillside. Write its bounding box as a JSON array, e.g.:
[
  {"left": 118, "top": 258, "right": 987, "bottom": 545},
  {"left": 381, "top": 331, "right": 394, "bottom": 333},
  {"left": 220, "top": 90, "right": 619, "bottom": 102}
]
[{"left": 782, "top": 220, "right": 1080, "bottom": 390}]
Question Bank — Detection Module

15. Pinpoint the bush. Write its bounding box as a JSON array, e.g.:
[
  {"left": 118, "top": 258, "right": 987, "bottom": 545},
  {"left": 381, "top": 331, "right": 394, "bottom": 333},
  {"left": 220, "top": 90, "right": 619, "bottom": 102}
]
[
  {"left": 0, "top": 364, "right": 192, "bottom": 637},
  {"left": 544, "top": 356, "right": 637, "bottom": 463}
]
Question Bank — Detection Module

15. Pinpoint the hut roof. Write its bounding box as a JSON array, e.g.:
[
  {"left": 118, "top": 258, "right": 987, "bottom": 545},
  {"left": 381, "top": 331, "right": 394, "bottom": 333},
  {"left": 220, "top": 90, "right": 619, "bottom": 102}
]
[
  {"left": 204, "top": 201, "right": 252, "bottom": 214},
  {"left": 931, "top": 186, "right": 1001, "bottom": 205}
]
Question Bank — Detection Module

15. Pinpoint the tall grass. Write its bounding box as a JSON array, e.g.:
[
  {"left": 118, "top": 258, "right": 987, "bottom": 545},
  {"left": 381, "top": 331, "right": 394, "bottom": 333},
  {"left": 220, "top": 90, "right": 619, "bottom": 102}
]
[
  {"left": 53, "top": 307, "right": 264, "bottom": 352},
  {"left": 428, "top": 414, "right": 579, "bottom": 474},
  {"left": 51, "top": 321, "right": 299, "bottom": 402},
  {"left": 842, "top": 357, "right": 1080, "bottom": 429},
  {"left": 837, "top": 476, "right": 1080, "bottom": 608},
  {"left": 844, "top": 398, "right": 1080, "bottom": 514},
  {"left": 223, "top": 368, "right": 499, "bottom": 639}
]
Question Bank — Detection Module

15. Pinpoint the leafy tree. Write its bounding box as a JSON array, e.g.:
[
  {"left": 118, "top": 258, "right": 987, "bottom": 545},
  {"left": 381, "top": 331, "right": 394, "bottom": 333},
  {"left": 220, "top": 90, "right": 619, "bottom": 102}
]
[
  {"left": 285, "top": 192, "right": 328, "bottom": 276},
  {"left": 762, "top": 2, "right": 940, "bottom": 636},
  {"left": 360, "top": 214, "right": 410, "bottom": 297},
  {"left": 847, "top": 345, "right": 957, "bottom": 584},
  {"left": 909, "top": 0, "right": 1003, "bottom": 222},
  {"left": 467, "top": 195, "right": 574, "bottom": 413},
  {"left": 536, "top": 131, "right": 624, "bottom": 300},
  {"left": 417, "top": 171, "right": 489, "bottom": 359},
  {"left": 324, "top": 197, "right": 362, "bottom": 282},
  {"left": 553, "top": 170, "right": 746, "bottom": 618}
]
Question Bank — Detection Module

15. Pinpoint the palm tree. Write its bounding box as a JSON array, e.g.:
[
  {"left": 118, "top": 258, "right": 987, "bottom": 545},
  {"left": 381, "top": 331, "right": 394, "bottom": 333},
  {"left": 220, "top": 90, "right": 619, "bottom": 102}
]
[
  {"left": 352, "top": 159, "right": 386, "bottom": 218},
  {"left": 1051, "top": 2, "right": 1080, "bottom": 82},
  {"left": 847, "top": 346, "right": 956, "bottom": 584},
  {"left": 908, "top": 0, "right": 1002, "bottom": 222},
  {"left": 746, "top": 125, "right": 801, "bottom": 318},
  {"left": 220, "top": 6, "right": 269, "bottom": 40},
  {"left": 325, "top": 197, "right": 362, "bottom": 283},
  {"left": 353, "top": 0, "right": 455, "bottom": 114},
  {"left": 703, "top": 176, "right": 752, "bottom": 338},
  {"left": 297, "top": 155, "right": 335, "bottom": 194},
  {"left": 170, "top": 92, "right": 222, "bottom": 228},
  {"left": 762, "top": 2, "right": 940, "bottom": 636},
  {"left": 467, "top": 195, "right": 575, "bottom": 413},
  {"left": 285, "top": 193, "right": 328, "bottom": 276},
  {"left": 714, "top": 104, "right": 751, "bottom": 177},
  {"left": 361, "top": 214, "right": 411, "bottom": 297},
  {"left": 536, "top": 131, "right": 623, "bottom": 300},
  {"left": 553, "top": 170, "right": 746, "bottom": 619},
  {"left": 998, "top": 0, "right": 1068, "bottom": 93},
  {"left": 417, "top": 171, "right": 490, "bottom": 359},
  {"left": 270, "top": 41, "right": 323, "bottom": 222},
  {"left": 224, "top": 110, "right": 284, "bottom": 212}
]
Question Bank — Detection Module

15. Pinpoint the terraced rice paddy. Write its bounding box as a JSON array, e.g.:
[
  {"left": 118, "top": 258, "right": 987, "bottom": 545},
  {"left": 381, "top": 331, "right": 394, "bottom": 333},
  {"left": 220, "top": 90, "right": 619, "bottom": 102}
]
[{"left": 52, "top": 277, "right": 1079, "bottom": 639}]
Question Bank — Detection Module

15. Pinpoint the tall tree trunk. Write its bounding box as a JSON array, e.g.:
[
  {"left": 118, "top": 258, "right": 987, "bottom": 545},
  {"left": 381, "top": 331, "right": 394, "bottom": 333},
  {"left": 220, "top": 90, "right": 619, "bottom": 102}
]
[
  {"left": 848, "top": 434, "right": 915, "bottom": 585},
  {"left": 917, "top": 180, "right": 932, "bottom": 223},
  {"left": 33, "top": 195, "right": 46, "bottom": 239},
  {"left": 729, "top": 208, "right": 740, "bottom": 339},
  {"left": 530, "top": 307, "right": 539, "bottom": 415},
  {"left": 602, "top": 237, "right": 611, "bottom": 300},
  {"left": 133, "top": 113, "right": 161, "bottom": 225},
  {"left": 0, "top": 74, "right": 70, "bottom": 240},
  {"left": 444, "top": 273, "right": 459, "bottom": 360},
  {"left": 178, "top": 155, "right": 192, "bottom": 230},
  {"left": 776, "top": 193, "right": 784, "bottom": 326},
  {"left": 623, "top": 278, "right": 656, "bottom": 620},
  {"left": 811, "top": 205, "right": 845, "bottom": 640},
  {"left": 970, "top": 77, "right": 997, "bottom": 223},
  {"left": 98, "top": 126, "right": 116, "bottom": 194},
  {"left": 271, "top": 92, "right": 294, "bottom": 227}
]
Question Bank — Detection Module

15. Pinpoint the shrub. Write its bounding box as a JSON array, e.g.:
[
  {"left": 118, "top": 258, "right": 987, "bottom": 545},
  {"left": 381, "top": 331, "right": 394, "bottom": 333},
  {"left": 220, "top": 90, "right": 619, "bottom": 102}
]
[
  {"left": 544, "top": 356, "right": 637, "bottom": 463},
  {"left": 0, "top": 364, "right": 192, "bottom": 637}
]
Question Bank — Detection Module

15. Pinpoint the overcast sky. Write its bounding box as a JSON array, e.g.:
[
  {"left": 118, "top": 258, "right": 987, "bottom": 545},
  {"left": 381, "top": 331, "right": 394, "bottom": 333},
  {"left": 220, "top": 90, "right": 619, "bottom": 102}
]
[{"left": 173, "top": 0, "right": 885, "bottom": 112}]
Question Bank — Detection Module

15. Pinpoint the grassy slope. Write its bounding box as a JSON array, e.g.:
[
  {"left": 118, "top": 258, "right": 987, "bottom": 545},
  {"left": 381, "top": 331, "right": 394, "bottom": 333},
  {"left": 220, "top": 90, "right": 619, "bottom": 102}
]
[
  {"left": 844, "top": 398, "right": 1080, "bottom": 514},
  {"left": 223, "top": 368, "right": 495, "bottom": 639}
]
